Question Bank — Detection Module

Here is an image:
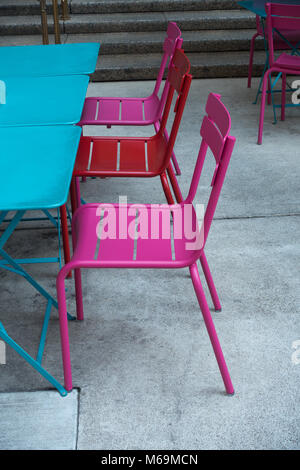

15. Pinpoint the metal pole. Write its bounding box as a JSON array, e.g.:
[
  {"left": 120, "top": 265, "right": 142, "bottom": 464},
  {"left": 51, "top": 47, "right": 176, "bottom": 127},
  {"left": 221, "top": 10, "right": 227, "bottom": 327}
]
[
  {"left": 60, "top": 0, "right": 70, "bottom": 20},
  {"left": 52, "top": 0, "right": 61, "bottom": 44},
  {"left": 40, "top": 0, "right": 49, "bottom": 45}
]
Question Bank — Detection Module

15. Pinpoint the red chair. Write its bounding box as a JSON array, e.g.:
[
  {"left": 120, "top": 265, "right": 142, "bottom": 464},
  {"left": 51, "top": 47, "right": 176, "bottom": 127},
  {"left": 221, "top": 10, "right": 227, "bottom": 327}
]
[
  {"left": 71, "top": 49, "right": 192, "bottom": 212},
  {"left": 56, "top": 93, "right": 236, "bottom": 395},
  {"left": 258, "top": 3, "right": 300, "bottom": 144}
]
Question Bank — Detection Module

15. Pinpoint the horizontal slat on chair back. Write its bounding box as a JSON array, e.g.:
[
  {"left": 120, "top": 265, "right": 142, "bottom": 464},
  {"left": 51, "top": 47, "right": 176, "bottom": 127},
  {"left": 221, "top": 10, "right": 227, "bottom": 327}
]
[
  {"left": 205, "top": 92, "right": 231, "bottom": 138},
  {"left": 200, "top": 117, "right": 224, "bottom": 164},
  {"left": 167, "top": 49, "right": 191, "bottom": 93},
  {"left": 268, "top": 3, "right": 300, "bottom": 30},
  {"left": 167, "top": 21, "right": 181, "bottom": 41}
]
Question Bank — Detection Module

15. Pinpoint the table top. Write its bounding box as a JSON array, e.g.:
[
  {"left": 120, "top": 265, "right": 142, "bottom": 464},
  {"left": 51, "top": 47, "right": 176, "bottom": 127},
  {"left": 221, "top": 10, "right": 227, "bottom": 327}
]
[
  {"left": 238, "top": 0, "right": 300, "bottom": 16},
  {"left": 0, "top": 125, "right": 82, "bottom": 211},
  {"left": 0, "top": 42, "right": 100, "bottom": 78},
  {"left": 0, "top": 74, "right": 89, "bottom": 126}
]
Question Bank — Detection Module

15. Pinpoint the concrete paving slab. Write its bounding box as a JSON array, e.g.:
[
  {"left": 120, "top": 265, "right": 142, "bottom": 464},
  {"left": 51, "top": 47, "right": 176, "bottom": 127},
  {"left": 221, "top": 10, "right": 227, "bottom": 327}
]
[
  {"left": 0, "top": 77, "right": 299, "bottom": 449},
  {"left": 0, "top": 390, "right": 78, "bottom": 450}
]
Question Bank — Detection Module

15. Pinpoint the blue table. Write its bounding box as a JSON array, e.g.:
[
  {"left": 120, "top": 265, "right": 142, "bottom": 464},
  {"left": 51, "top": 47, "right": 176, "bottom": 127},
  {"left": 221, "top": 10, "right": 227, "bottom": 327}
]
[
  {"left": 0, "top": 125, "right": 82, "bottom": 396},
  {"left": 0, "top": 42, "right": 100, "bottom": 78},
  {"left": 0, "top": 43, "right": 99, "bottom": 395},
  {"left": 0, "top": 74, "right": 89, "bottom": 126},
  {"left": 238, "top": 0, "right": 300, "bottom": 16}
]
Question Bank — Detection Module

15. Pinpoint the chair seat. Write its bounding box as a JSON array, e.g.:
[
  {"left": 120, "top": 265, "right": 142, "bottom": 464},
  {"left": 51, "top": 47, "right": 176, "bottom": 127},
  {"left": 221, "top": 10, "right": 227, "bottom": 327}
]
[
  {"left": 71, "top": 203, "right": 203, "bottom": 268},
  {"left": 74, "top": 133, "right": 168, "bottom": 177},
  {"left": 274, "top": 53, "right": 300, "bottom": 70},
  {"left": 80, "top": 93, "right": 161, "bottom": 126}
]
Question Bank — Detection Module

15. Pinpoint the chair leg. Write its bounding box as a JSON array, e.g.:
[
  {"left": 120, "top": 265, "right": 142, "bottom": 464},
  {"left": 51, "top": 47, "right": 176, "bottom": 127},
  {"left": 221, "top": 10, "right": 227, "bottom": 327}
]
[
  {"left": 56, "top": 269, "right": 73, "bottom": 391},
  {"left": 200, "top": 251, "right": 221, "bottom": 312},
  {"left": 267, "top": 73, "right": 272, "bottom": 106},
  {"left": 248, "top": 33, "right": 259, "bottom": 88},
  {"left": 281, "top": 73, "right": 286, "bottom": 121},
  {"left": 167, "top": 164, "right": 183, "bottom": 203},
  {"left": 70, "top": 177, "right": 79, "bottom": 215},
  {"left": 70, "top": 215, "right": 84, "bottom": 322},
  {"left": 160, "top": 171, "right": 175, "bottom": 205},
  {"left": 257, "top": 70, "right": 270, "bottom": 144},
  {"left": 189, "top": 263, "right": 234, "bottom": 395},
  {"left": 59, "top": 205, "right": 72, "bottom": 279},
  {"left": 75, "top": 268, "right": 84, "bottom": 321}
]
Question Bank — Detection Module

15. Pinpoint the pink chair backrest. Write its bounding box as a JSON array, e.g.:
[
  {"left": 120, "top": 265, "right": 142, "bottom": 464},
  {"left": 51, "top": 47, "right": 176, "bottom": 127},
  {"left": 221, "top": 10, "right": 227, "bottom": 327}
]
[
  {"left": 186, "top": 93, "right": 236, "bottom": 246},
  {"left": 266, "top": 3, "right": 300, "bottom": 66},
  {"left": 154, "top": 22, "right": 182, "bottom": 94}
]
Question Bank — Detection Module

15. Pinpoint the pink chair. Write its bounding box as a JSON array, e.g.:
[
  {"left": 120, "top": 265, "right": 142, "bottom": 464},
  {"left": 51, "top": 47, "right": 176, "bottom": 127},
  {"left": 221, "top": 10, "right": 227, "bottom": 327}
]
[
  {"left": 80, "top": 22, "right": 183, "bottom": 175},
  {"left": 56, "top": 93, "right": 236, "bottom": 395},
  {"left": 258, "top": 3, "right": 300, "bottom": 144}
]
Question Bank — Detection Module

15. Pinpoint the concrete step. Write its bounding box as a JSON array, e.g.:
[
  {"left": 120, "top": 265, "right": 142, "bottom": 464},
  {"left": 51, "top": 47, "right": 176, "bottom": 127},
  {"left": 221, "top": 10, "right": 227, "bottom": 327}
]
[
  {"left": 0, "top": 0, "right": 242, "bottom": 16},
  {"left": 92, "top": 50, "right": 266, "bottom": 81},
  {"left": 0, "top": 15, "right": 61, "bottom": 35},
  {"left": 70, "top": 0, "right": 242, "bottom": 14},
  {"left": 0, "top": 10, "right": 255, "bottom": 35},
  {"left": 0, "top": 29, "right": 264, "bottom": 54},
  {"left": 65, "top": 29, "right": 264, "bottom": 55}
]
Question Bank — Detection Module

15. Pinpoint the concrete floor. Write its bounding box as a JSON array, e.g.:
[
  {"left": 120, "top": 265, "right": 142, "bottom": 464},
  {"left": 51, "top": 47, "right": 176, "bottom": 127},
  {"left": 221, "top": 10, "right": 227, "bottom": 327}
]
[{"left": 0, "top": 77, "right": 299, "bottom": 450}]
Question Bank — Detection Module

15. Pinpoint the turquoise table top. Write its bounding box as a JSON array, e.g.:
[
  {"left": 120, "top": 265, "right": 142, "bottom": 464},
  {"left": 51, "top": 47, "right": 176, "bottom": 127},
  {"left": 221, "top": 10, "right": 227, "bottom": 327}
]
[
  {"left": 0, "top": 74, "right": 89, "bottom": 126},
  {"left": 0, "top": 42, "right": 100, "bottom": 78},
  {"left": 238, "top": 0, "right": 300, "bottom": 16},
  {"left": 0, "top": 125, "right": 82, "bottom": 211}
]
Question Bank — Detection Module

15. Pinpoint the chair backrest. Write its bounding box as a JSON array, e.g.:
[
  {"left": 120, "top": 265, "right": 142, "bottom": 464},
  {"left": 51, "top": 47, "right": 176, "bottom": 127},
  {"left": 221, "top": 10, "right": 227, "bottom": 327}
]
[
  {"left": 154, "top": 22, "right": 182, "bottom": 94},
  {"left": 154, "top": 22, "right": 183, "bottom": 116},
  {"left": 185, "top": 93, "right": 236, "bottom": 246},
  {"left": 266, "top": 3, "right": 300, "bottom": 66},
  {"left": 156, "top": 48, "right": 192, "bottom": 171}
]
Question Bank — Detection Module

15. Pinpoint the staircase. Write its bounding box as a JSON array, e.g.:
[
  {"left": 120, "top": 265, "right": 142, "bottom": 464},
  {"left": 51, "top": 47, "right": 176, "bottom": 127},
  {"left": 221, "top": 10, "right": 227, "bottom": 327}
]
[{"left": 0, "top": 0, "right": 266, "bottom": 81}]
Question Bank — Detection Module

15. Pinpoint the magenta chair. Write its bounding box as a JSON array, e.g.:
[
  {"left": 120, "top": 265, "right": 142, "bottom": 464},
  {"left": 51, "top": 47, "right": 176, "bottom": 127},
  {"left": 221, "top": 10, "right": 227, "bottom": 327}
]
[
  {"left": 258, "top": 3, "right": 300, "bottom": 144},
  {"left": 80, "top": 22, "right": 183, "bottom": 175},
  {"left": 56, "top": 93, "right": 236, "bottom": 395}
]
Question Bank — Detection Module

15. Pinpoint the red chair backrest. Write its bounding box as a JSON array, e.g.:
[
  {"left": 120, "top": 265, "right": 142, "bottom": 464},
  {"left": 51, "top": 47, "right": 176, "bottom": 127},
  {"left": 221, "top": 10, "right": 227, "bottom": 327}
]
[
  {"left": 158, "top": 48, "right": 192, "bottom": 171},
  {"left": 186, "top": 93, "right": 236, "bottom": 246}
]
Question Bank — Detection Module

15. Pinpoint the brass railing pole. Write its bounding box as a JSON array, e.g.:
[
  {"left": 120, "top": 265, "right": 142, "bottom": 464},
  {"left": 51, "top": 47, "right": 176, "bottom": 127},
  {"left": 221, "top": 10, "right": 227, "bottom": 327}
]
[
  {"left": 52, "top": 0, "right": 61, "bottom": 44},
  {"left": 40, "top": 0, "right": 49, "bottom": 45},
  {"left": 60, "top": 0, "right": 70, "bottom": 20}
]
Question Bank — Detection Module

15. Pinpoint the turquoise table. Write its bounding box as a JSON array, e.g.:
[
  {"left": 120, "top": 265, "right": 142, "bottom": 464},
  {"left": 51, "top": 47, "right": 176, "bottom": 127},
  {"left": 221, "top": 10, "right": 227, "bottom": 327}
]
[
  {"left": 0, "top": 43, "right": 99, "bottom": 394},
  {"left": 0, "top": 42, "right": 100, "bottom": 77},
  {"left": 0, "top": 74, "right": 89, "bottom": 126},
  {"left": 0, "top": 125, "right": 82, "bottom": 396},
  {"left": 238, "top": 0, "right": 300, "bottom": 16}
]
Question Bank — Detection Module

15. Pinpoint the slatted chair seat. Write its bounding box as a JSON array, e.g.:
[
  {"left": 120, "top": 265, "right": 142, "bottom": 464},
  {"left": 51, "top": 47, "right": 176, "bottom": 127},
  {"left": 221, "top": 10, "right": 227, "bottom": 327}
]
[
  {"left": 275, "top": 52, "right": 300, "bottom": 69},
  {"left": 74, "top": 133, "right": 168, "bottom": 177},
  {"left": 81, "top": 93, "right": 162, "bottom": 127},
  {"left": 57, "top": 93, "right": 236, "bottom": 396},
  {"left": 71, "top": 203, "right": 201, "bottom": 268}
]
